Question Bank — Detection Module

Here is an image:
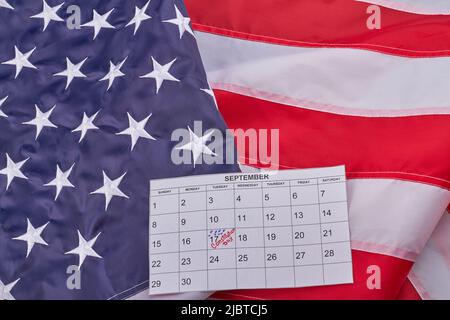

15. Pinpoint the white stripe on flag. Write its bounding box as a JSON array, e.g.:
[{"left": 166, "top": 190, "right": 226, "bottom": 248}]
[
  {"left": 408, "top": 213, "right": 450, "bottom": 299},
  {"left": 195, "top": 32, "right": 450, "bottom": 117},
  {"left": 356, "top": 0, "right": 450, "bottom": 15},
  {"left": 347, "top": 179, "right": 449, "bottom": 260}
]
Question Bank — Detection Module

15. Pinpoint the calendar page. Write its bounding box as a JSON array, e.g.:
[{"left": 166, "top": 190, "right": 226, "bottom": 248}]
[{"left": 148, "top": 165, "right": 353, "bottom": 295}]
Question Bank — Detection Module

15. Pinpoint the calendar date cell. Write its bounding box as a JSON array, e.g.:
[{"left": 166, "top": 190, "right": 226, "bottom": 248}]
[
  {"left": 264, "top": 246, "right": 294, "bottom": 268},
  {"left": 150, "top": 213, "right": 178, "bottom": 234},
  {"left": 235, "top": 247, "right": 265, "bottom": 268},
  {"left": 150, "top": 253, "right": 178, "bottom": 274},
  {"left": 293, "top": 244, "right": 323, "bottom": 266},
  {"left": 290, "top": 185, "right": 318, "bottom": 206},
  {"left": 263, "top": 206, "right": 292, "bottom": 227},
  {"left": 234, "top": 188, "right": 263, "bottom": 208},
  {"left": 235, "top": 208, "right": 263, "bottom": 228},
  {"left": 264, "top": 226, "right": 293, "bottom": 247},
  {"left": 235, "top": 228, "right": 264, "bottom": 248},
  {"left": 322, "top": 242, "right": 352, "bottom": 264},
  {"left": 291, "top": 204, "right": 320, "bottom": 225},
  {"left": 207, "top": 190, "right": 234, "bottom": 210},
  {"left": 179, "top": 211, "right": 207, "bottom": 232},
  {"left": 207, "top": 249, "right": 236, "bottom": 270},
  {"left": 179, "top": 250, "right": 207, "bottom": 272},
  {"left": 292, "top": 224, "right": 321, "bottom": 245},
  {"left": 321, "top": 221, "right": 350, "bottom": 243},
  {"left": 320, "top": 202, "right": 349, "bottom": 223},
  {"left": 149, "top": 273, "right": 178, "bottom": 294},
  {"left": 179, "top": 271, "right": 208, "bottom": 292},
  {"left": 151, "top": 193, "right": 178, "bottom": 215},
  {"left": 180, "top": 230, "right": 207, "bottom": 251},
  {"left": 150, "top": 233, "right": 178, "bottom": 254},
  {"left": 261, "top": 186, "right": 291, "bottom": 207},
  {"left": 318, "top": 180, "right": 347, "bottom": 203},
  {"left": 207, "top": 209, "right": 235, "bottom": 229},
  {"left": 179, "top": 192, "right": 207, "bottom": 212}
]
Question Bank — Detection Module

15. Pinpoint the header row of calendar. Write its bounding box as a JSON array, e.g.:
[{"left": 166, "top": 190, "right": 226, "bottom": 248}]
[
  {"left": 151, "top": 175, "right": 345, "bottom": 196},
  {"left": 151, "top": 166, "right": 345, "bottom": 191}
]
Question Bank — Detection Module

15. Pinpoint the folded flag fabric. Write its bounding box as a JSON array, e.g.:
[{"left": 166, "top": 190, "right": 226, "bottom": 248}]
[
  {"left": 0, "top": 0, "right": 237, "bottom": 300},
  {"left": 403, "top": 210, "right": 450, "bottom": 299},
  {"left": 185, "top": 0, "right": 450, "bottom": 299}
]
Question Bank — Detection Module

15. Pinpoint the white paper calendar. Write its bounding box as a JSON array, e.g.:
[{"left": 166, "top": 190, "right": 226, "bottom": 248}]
[{"left": 148, "top": 165, "right": 353, "bottom": 295}]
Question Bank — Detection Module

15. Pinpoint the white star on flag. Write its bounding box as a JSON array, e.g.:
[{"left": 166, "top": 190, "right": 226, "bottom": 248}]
[
  {"left": 0, "top": 96, "right": 8, "bottom": 118},
  {"left": 31, "top": 0, "right": 64, "bottom": 31},
  {"left": 44, "top": 163, "right": 75, "bottom": 200},
  {"left": 176, "top": 127, "right": 217, "bottom": 167},
  {"left": 72, "top": 110, "right": 100, "bottom": 142},
  {"left": 91, "top": 171, "right": 129, "bottom": 211},
  {"left": 54, "top": 57, "right": 88, "bottom": 90},
  {"left": 100, "top": 57, "right": 127, "bottom": 91},
  {"left": 0, "top": 279, "right": 20, "bottom": 301},
  {"left": 1, "top": 46, "right": 37, "bottom": 79},
  {"left": 13, "top": 218, "right": 49, "bottom": 258},
  {"left": 140, "top": 57, "right": 179, "bottom": 94},
  {"left": 82, "top": 9, "right": 115, "bottom": 40},
  {"left": 0, "top": 0, "right": 13, "bottom": 10},
  {"left": 163, "top": 5, "right": 194, "bottom": 39},
  {"left": 201, "top": 86, "right": 218, "bottom": 108},
  {"left": 0, "top": 153, "right": 29, "bottom": 190},
  {"left": 126, "top": 0, "right": 151, "bottom": 35},
  {"left": 116, "top": 113, "right": 156, "bottom": 151},
  {"left": 22, "top": 104, "right": 57, "bottom": 140},
  {"left": 65, "top": 231, "right": 102, "bottom": 270}
]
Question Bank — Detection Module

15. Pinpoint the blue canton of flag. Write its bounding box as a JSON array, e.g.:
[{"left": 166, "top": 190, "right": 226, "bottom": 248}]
[{"left": 0, "top": 0, "right": 238, "bottom": 299}]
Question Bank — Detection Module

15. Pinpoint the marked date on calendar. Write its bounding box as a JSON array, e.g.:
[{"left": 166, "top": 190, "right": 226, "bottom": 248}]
[
  {"left": 209, "top": 228, "right": 235, "bottom": 249},
  {"left": 148, "top": 165, "right": 354, "bottom": 295}
]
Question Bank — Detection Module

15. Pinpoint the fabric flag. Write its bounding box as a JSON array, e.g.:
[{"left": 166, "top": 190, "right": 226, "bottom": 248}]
[
  {"left": 0, "top": 0, "right": 238, "bottom": 300},
  {"left": 185, "top": 0, "right": 450, "bottom": 299},
  {"left": 399, "top": 210, "right": 450, "bottom": 300}
]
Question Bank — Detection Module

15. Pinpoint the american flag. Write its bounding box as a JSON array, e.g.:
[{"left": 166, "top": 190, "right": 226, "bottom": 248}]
[
  {"left": 0, "top": 0, "right": 238, "bottom": 300},
  {"left": 185, "top": 0, "right": 450, "bottom": 300}
]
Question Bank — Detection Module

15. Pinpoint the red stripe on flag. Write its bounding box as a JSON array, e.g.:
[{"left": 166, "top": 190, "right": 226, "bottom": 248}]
[
  {"left": 215, "top": 89, "right": 450, "bottom": 189},
  {"left": 186, "top": 0, "right": 450, "bottom": 57},
  {"left": 396, "top": 278, "right": 422, "bottom": 300},
  {"left": 212, "top": 250, "right": 413, "bottom": 300}
]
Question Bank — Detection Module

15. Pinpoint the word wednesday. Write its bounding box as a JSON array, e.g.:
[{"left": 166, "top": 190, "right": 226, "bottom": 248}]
[{"left": 181, "top": 304, "right": 216, "bottom": 318}]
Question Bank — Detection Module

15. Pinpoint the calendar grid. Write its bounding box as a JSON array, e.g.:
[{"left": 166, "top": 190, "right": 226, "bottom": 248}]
[{"left": 149, "top": 166, "right": 353, "bottom": 295}]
